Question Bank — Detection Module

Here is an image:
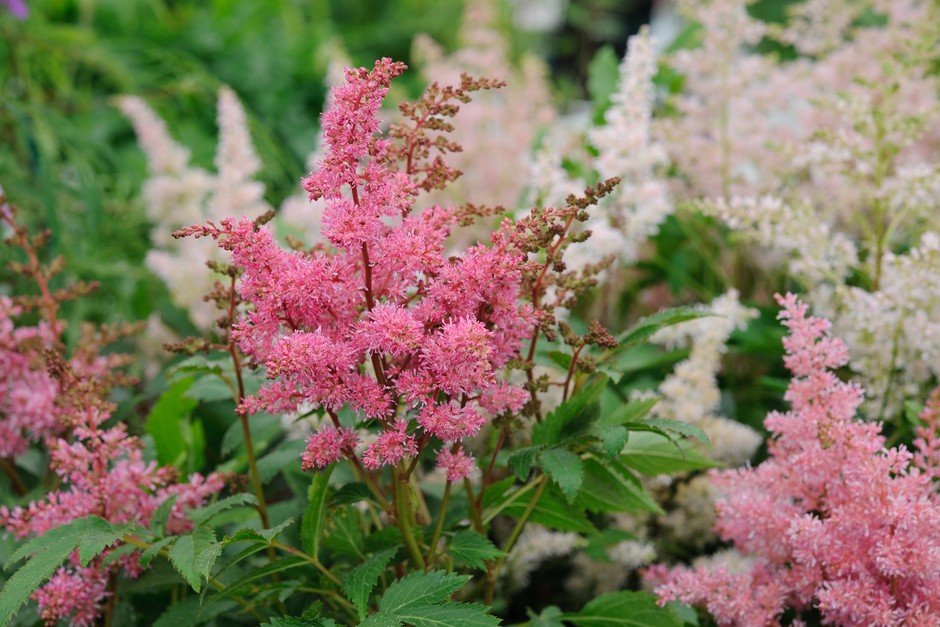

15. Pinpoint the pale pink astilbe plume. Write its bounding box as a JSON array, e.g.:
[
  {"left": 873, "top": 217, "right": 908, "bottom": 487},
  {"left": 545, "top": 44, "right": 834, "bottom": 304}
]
[
  {"left": 119, "top": 87, "right": 271, "bottom": 332},
  {"left": 915, "top": 387, "right": 940, "bottom": 484},
  {"left": 417, "top": 403, "right": 486, "bottom": 443},
  {"left": 652, "top": 293, "right": 940, "bottom": 626},
  {"left": 436, "top": 447, "right": 476, "bottom": 482}
]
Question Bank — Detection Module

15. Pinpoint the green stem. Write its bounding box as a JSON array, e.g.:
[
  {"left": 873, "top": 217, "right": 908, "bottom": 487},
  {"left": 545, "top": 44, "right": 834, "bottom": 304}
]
[
  {"left": 0, "top": 458, "right": 27, "bottom": 496},
  {"left": 395, "top": 464, "right": 427, "bottom": 570},
  {"left": 483, "top": 476, "right": 548, "bottom": 605},
  {"left": 464, "top": 478, "right": 485, "bottom": 534},
  {"left": 425, "top": 481, "right": 452, "bottom": 568}
]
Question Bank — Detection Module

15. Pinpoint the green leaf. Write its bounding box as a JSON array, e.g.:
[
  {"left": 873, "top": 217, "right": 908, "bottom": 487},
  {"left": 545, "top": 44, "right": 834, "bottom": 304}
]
[
  {"left": 501, "top": 484, "right": 596, "bottom": 533},
  {"left": 152, "top": 596, "right": 238, "bottom": 627},
  {"left": 257, "top": 440, "right": 307, "bottom": 484},
  {"left": 215, "top": 556, "right": 310, "bottom": 599},
  {"left": 145, "top": 377, "right": 201, "bottom": 471},
  {"left": 594, "top": 424, "right": 629, "bottom": 460},
  {"left": 342, "top": 547, "right": 398, "bottom": 619},
  {"left": 323, "top": 506, "right": 364, "bottom": 558},
  {"left": 188, "top": 493, "right": 258, "bottom": 526},
  {"left": 507, "top": 446, "right": 541, "bottom": 481},
  {"left": 0, "top": 517, "right": 130, "bottom": 627},
  {"left": 358, "top": 613, "right": 403, "bottom": 627},
  {"left": 149, "top": 494, "right": 178, "bottom": 537},
  {"left": 221, "top": 412, "right": 281, "bottom": 457},
  {"left": 330, "top": 482, "right": 373, "bottom": 506},
  {"left": 378, "top": 571, "right": 470, "bottom": 614},
  {"left": 166, "top": 527, "right": 221, "bottom": 593},
  {"left": 448, "top": 530, "right": 503, "bottom": 570},
  {"left": 587, "top": 45, "right": 620, "bottom": 118},
  {"left": 185, "top": 374, "right": 235, "bottom": 403},
  {"left": 223, "top": 518, "right": 295, "bottom": 547},
  {"left": 532, "top": 376, "right": 608, "bottom": 447},
  {"left": 597, "top": 398, "right": 660, "bottom": 428},
  {"left": 397, "top": 604, "right": 501, "bottom": 626},
  {"left": 619, "top": 432, "right": 718, "bottom": 476},
  {"left": 576, "top": 457, "right": 663, "bottom": 514},
  {"left": 615, "top": 308, "right": 712, "bottom": 350},
  {"left": 528, "top": 606, "right": 566, "bottom": 627},
  {"left": 584, "top": 529, "right": 638, "bottom": 562},
  {"left": 639, "top": 418, "right": 711, "bottom": 452},
  {"left": 302, "top": 466, "right": 334, "bottom": 558},
  {"left": 140, "top": 536, "right": 176, "bottom": 568},
  {"left": 539, "top": 448, "right": 584, "bottom": 502},
  {"left": 565, "top": 591, "right": 683, "bottom": 626},
  {"left": 262, "top": 617, "right": 338, "bottom": 627}
]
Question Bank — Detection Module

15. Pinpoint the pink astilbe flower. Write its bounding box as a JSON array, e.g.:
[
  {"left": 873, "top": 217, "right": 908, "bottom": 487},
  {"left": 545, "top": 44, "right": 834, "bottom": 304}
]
[
  {"left": 33, "top": 566, "right": 108, "bottom": 627},
  {"left": 302, "top": 426, "right": 357, "bottom": 471},
  {"left": 436, "top": 447, "right": 476, "bottom": 482},
  {"left": 362, "top": 421, "right": 418, "bottom": 470},
  {"left": 652, "top": 293, "right": 940, "bottom": 626},
  {"left": 178, "top": 58, "right": 543, "bottom": 476}
]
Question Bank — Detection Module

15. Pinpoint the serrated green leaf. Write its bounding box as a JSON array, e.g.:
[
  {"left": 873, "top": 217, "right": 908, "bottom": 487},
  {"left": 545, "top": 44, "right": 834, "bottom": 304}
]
[
  {"left": 221, "top": 412, "right": 281, "bottom": 457},
  {"left": 532, "top": 376, "right": 608, "bottom": 447},
  {"left": 620, "top": 432, "right": 718, "bottom": 476},
  {"left": 76, "top": 517, "right": 133, "bottom": 566},
  {"left": 595, "top": 424, "right": 629, "bottom": 460},
  {"left": 323, "top": 506, "right": 364, "bottom": 558},
  {"left": 379, "top": 571, "right": 470, "bottom": 614},
  {"left": 358, "top": 612, "right": 403, "bottom": 627},
  {"left": 167, "top": 534, "right": 200, "bottom": 591},
  {"left": 598, "top": 398, "right": 660, "bottom": 428},
  {"left": 140, "top": 536, "right": 176, "bottom": 568},
  {"left": 397, "top": 603, "right": 501, "bottom": 626},
  {"left": 576, "top": 457, "right": 663, "bottom": 514},
  {"left": 539, "top": 448, "right": 584, "bottom": 502},
  {"left": 508, "top": 446, "right": 540, "bottom": 481},
  {"left": 448, "top": 530, "right": 503, "bottom": 570},
  {"left": 0, "top": 517, "right": 120, "bottom": 626},
  {"left": 615, "top": 307, "right": 712, "bottom": 350},
  {"left": 302, "top": 466, "right": 333, "bottom": 558},
  {"left": 193, "top": 527, "right": 221, "bottom": 581},
  {"left": 261, "top": 617, "right": 338, "bottom": 627},
  {"left": 150, "top": 494, "right": 178, "bottom": 538},
  {"left": 639, "top": 418, "right": 711, "bottom": 452},
  {"left": 188, "top": 493, "right": 258, "bottom": 526},
  {"left": 565, "top": 591, "right": 682, "bottom": 626},
  {"left": 342, "top": 547, "right": 398, "bottom": 619}
]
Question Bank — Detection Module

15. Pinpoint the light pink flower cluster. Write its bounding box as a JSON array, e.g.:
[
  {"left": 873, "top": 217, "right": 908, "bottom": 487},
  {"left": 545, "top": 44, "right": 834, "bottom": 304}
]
[
  {"left": 649, "top": 293, "right": 940, "bottom": 626},
  {"left": 179, "top": 59, "right": 536, "bottom": 482}
]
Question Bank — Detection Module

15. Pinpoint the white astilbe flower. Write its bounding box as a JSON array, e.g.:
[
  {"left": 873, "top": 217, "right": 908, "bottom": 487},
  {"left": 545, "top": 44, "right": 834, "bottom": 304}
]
[
  {"left": 119, "top": 89, "right": 272, "bottom": 331},
  {"left": 648, "top": 290, "right": 761, "bottom": 464},
  {"left": 659, "top": 474, "right": 718, "bottom": 548},
  {"left": 504, "top": 525, "right": 582, "bottom": 589},
  {"left": 587, "top": 27, "right": 672, "bottom": 264},
  {"left": 699, "top": 196, "right": 859, "bottom": 286}
]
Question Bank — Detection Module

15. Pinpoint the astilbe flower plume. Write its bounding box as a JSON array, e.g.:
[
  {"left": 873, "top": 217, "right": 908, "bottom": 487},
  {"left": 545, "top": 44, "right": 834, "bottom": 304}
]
[
  {"left": 649, "top": 293, "right": 940, "bottom": 626},
  {"left": 0, "top": 201, "right": 223, "bottom": 626},
  {"left": 177, "top": 57, "right": 620, "bottom": 495}
]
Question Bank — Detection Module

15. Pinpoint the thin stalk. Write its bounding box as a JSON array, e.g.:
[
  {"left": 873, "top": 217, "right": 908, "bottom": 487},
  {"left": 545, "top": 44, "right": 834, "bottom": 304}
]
[
  {"left": 0, "top": 458, "right": 27, "bottom": 496},
  {"left": 327, "top": 409, "right": 391, "bottom": 512},
  {"left": 484, "top": 476, "right": 548, "bottom": 605},
  {"left": 475, "top": 426, "right": 507, "bottom": 510},
  {"left": 395, "top": 464, "right": 427, "bottom": 570},
  {"left": 464, "top": 478, "right": 485, "bottom": 534},
  {"left": 424, "top": 480, "right": 452, "bottom": 568},
  {"left": 102, "top": 572, "right": 118, "bottom": 627}
]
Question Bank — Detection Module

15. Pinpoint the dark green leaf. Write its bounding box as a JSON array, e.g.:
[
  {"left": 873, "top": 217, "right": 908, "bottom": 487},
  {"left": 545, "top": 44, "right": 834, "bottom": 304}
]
[
  {"left": 397, "top": 604, "right": 501, "bottom": 626},
  {"left": 615, "top": 308, "right": 711, "bottom": 350},
  {"left": 565, "top": 591, "right": 682, "bottom": 626},
  {"left": 257, "top": 440, "right": 307, "bottom": 484},
  {"left": 532, "top": 376, "right": 608, "bottom": 447},
  {"left": 140, "top": 536, "right": 176, "bottom": 568},
  {"left": 508, "top": 446, "right": 541, "bottom": 481},
  {"left": 639, "top": 419, "right": 711, "bottom": 452},
  {"left": 323, "top": 506, "right": 364, "bottom": 558},
  {"left": 152, "top": 597, "right": 238, "bottom": 627},
  {"left": 342, "top": 547, "right": 398, "bottom": 619},
  {"left": 330, "top": 482, "right": 373, "bottom": 506},
  {"left": 149, "top": 494, "right": 178, "bottom": 537},
  {"left": 502, "top": 484, "right": 596, "bottom": 533},
  {"left": 215, "top": 556, "right": 310, "bottom": 599},
  {"left": 145, "top": 377, "right": 200, "bottom": 470},
  {"left": 302, "top": 466, "right": 333, "bottom": 558},
  {"left": 539, "top": 448, "right": 584, "bottom": 502},
  {"left": 528, "top": 605, "right": 566, "bottom": 627},
  {"left": 188, "top": 493, "right": 257, "bottom": 526},
  {"left": 620, "top": 433, "right": 718, "bottom": 476},
  {"left": 576, "top": 457, "right": 663, "bottom": 514},
  {"left": 448, "top": 530, "right": 503, "bottom": 570},
  {"left": 378, "top": 571, "right": 470, "bottom": 614}
]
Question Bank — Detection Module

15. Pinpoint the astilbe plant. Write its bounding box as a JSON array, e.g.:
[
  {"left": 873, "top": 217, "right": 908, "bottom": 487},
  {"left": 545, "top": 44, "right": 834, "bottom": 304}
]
[
  {"left": 0, "top": 194, "right": 223, "bottom": 626},
  {"left": 176, "top": 57, "right": 620, "bottom": 574},
  {"left": 649, "top": 293, "right": 940, "bottom": 626}
]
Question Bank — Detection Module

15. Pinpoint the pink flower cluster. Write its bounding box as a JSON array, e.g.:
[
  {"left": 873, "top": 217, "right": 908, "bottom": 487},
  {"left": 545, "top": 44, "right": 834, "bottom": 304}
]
[
  {"left": 180, "top": 59, "right": 535, "bottom": 482},
  {"left": 650, "top": 294, "right": 940, "bottom": 626}
]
